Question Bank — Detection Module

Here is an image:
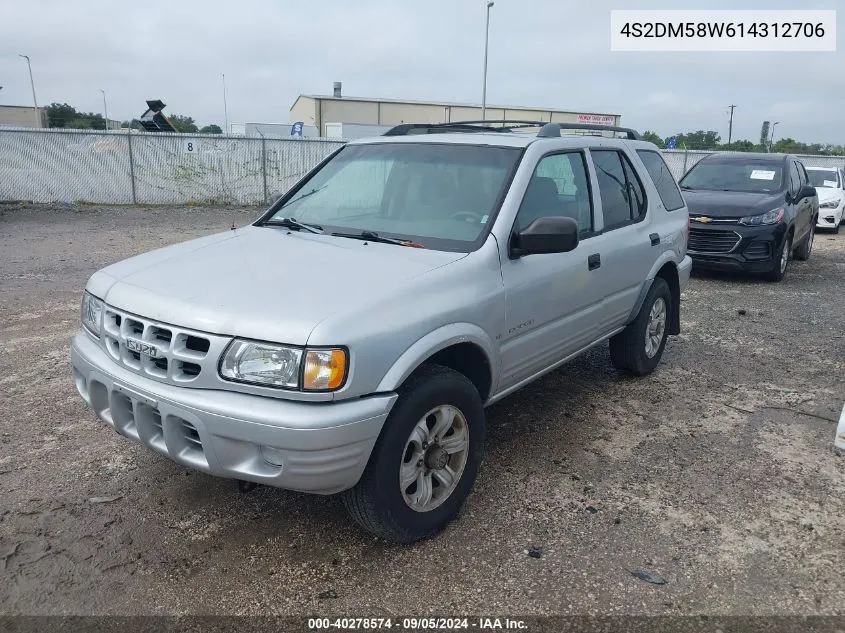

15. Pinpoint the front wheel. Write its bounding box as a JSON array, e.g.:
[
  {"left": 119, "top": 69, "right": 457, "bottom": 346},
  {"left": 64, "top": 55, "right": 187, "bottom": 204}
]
[
  {"left": 341, "top": 365, "right": 486, "bottom": 543},
  {"left": 794, "top": 224, "right": 814, "bottom": 261},
  {"left": 765, "top": 233, "right": 792, "bottom": 282},
  {"left": 610, "top": 277, "right": 672, "bottom": 376}
]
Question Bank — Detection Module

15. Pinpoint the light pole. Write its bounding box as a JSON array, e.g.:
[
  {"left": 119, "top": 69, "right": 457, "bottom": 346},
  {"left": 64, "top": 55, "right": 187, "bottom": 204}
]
[
  {"left": 481, "top": 1, "right": 494, "bottom": 121},
  {"left": 222, "top": 73, "right": 229, "bottom": 136},
  {"left": 727, "top": 104, "right": 736, "bottom": 145},
  {"left": 100, "top": 89, "right": 109, "bottom": 130},
  {"left": 19, "top": 54, "right": 40, "bottom": 128},
  {"left": 770, "top": 122, "right": 780, "bottom": 151}
]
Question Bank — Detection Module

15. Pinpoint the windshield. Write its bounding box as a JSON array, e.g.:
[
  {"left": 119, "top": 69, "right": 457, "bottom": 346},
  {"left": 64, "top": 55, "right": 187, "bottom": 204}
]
[
  {"left": 680, "top": 160, "right": 784, "bottom": 193},
  {"left": 263, "top": 142, "right": 522, "bottom": 251},
  {"left": 806, "top": 168, "right": 841, "bottom": 188}
]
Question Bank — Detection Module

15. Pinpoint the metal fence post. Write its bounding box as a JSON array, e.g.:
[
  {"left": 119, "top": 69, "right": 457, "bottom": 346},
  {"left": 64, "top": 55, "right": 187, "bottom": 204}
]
[
  {"left": 127, "top": 127, "right": 137, "bottom": 204},
  {"left": 261, "top": 134, "right": 268, "bottom": 205}
]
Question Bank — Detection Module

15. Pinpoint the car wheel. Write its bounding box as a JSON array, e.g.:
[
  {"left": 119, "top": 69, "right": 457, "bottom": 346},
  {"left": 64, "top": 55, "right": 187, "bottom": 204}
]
[
  {"left": 765, "top": 233, "right": 792, "bottom": 282},
  {"left": 833, "top": 221, "right": 841, "bottom": 235},
  {"left": 341, "top": 364, "right": 485, "bottom": 543},
  {"left": 794, "top": 224, "right": 814, "bottom": 261},
  {"left": 610, "top": 277, "right": 671, "bottom": 376}
]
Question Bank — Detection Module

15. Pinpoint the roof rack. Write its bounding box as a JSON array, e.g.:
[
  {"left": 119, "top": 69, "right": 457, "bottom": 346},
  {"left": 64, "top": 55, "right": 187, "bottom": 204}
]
[{"left": 382, "top": 120, "right": 641, "bottom": 140}]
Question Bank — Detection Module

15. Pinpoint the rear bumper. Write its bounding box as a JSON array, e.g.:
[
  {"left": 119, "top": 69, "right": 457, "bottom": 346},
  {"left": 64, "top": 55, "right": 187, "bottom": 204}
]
[{"left": 71, "top": 332, "right": 397, "bottom": 494}]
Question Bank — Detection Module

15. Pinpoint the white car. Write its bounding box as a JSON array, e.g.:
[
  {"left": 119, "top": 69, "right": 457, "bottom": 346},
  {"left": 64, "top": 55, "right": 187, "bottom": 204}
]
[{"left": 806, "top": 166, "right": 845, "bottom": 233}]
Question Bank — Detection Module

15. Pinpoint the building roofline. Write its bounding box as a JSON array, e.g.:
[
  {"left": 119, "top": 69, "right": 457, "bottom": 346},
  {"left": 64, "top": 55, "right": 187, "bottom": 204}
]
[
  {"left": 293, "top": 94, "right": 620, "bottom": 117},
  {"left": 0, "top": 104, "right": 46, "bottom": 110}
]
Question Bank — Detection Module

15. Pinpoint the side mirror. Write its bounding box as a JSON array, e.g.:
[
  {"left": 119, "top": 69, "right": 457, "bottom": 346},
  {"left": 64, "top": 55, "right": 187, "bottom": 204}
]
[
  {"left": 798, "top": 184, "right": 816, "bottom": 200},
  {"left": 510, "top": 216, "right": 579, "bottom": 258}
]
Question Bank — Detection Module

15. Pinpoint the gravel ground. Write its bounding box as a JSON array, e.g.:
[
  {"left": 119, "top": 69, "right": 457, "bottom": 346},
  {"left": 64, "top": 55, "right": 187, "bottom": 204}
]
[{"left": 1, "top": 203, "right": 844, "bottom": 618}]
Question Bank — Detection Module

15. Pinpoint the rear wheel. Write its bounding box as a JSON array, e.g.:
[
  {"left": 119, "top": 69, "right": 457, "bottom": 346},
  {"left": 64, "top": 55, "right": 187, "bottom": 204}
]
[
  {"left": 341, "top": 365, "right": 485, "bottom": 543},
  {"left": 765, "top": 233, "right": 792, "bottom": 282},
  {"left": 794, "top": 224, "right": 814, "bottom": 261},
  {"left": 610, "top": 277, "right": 671, "bottom": 376}
]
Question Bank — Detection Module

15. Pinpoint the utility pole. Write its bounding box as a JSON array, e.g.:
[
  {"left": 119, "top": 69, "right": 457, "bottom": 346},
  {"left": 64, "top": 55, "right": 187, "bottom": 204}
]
[
  {"left": 481, "top": 1, "right": 494, "bottom": 120},
  {"left": 19, "top": 54, "right": 40, "bottom": 128},
  {"left": 727, "top": 104, "right": 736, "bottom": 145},
  {"left": 222, "top": 73, "right": 229, "bottom": 136},
  {"left": 100, "top": 89, "right": 109, "bottom": 130}
]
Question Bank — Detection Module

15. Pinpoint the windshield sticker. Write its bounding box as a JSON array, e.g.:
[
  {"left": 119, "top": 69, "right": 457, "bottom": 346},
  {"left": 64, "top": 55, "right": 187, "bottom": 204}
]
[
  {"left": 750, "top": 170, "right": 776, "bottom": 180},
  {"left": 480, "top": 214, "right": 489, "bottom": 224},
  {"left": 823, "top": 180, "right": 837, "bottom": 187}
]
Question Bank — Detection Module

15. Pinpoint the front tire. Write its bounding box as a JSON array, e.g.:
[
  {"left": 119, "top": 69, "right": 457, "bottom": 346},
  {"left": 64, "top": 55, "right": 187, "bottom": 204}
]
[
  {"left": 610, "top": 277, "right": 671, "bottom": 376},
  {"left": 341, "top": 365, "right": 486, "bottom": 543},
  {"left": 794, "top": 224, "right": 814, "bottom": 261},
  {"left": 765, "top": 233, "right": 792, "bottom": 282}
]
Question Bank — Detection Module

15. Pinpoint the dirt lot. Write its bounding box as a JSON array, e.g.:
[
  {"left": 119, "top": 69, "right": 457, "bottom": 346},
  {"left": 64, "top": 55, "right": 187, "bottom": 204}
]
[{"left": 1, "top": 204, "right": 844, "bottom": 618}]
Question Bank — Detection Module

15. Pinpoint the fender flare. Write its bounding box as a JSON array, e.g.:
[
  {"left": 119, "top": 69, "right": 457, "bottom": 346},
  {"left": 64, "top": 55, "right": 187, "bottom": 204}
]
[
  {"left": 376, "top": 323, "right": 498, "bottom": 394},
  {"left": 625, "top": 253, "right": 681, "bottom": 334}
]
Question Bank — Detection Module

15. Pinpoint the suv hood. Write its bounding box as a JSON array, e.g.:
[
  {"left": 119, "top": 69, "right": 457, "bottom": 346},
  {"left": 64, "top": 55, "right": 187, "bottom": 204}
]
[
  {"left": 683, "top": 189, "right": 785, "bottom": 218},
  {"left": 88, "top": 225, "right": 466, "bottom": 344}
]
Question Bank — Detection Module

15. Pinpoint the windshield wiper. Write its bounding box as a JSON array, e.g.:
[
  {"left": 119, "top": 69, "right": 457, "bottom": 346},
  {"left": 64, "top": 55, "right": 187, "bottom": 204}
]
[
  {"left": 263, "top": 217, "right": 323, "bottom": 233},
  {"left": 331, "top": 230, "right": 425, "bottom": 248},
  {"left": 277, "top": 184, "right": 328, "bottom": 210}
]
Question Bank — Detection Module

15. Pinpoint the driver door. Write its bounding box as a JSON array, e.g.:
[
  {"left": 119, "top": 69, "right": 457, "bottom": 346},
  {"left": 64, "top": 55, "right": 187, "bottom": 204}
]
[{"left": 497, "top": 150, "right": 605, "bottom": 390}]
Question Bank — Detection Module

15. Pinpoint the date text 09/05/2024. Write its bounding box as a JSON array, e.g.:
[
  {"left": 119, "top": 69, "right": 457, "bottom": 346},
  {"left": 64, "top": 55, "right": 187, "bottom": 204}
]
[{"left": 307, "top": 617, "right": 528, "bottom": 630}]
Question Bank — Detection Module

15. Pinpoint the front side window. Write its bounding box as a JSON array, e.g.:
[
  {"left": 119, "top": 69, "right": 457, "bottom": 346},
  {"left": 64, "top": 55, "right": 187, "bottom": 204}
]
[
  {"left": 515, "top": 152, "right": 593, "bottom": 236},
  {"left": 680, "top": 159, "right": 785, "bottom": 194},
  {"left": 788, "top": 161, "right": 801, "bottom": 195},
  {"left": 264, "top": 143, "right": 522, "bottom": 252}
]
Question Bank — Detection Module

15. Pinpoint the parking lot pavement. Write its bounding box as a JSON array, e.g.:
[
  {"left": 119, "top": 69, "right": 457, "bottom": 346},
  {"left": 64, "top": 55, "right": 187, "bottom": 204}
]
[{"left": 1, "top": 203, "right": 844, "bottom": 616}]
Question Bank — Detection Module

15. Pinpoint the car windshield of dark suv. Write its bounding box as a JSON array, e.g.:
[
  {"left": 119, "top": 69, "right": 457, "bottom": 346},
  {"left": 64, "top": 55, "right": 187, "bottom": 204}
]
[
  {"left": 806, "top": 168, "right": 840, "bottom": 189},
  {"left": 263, "top": 142, "right": 522, "bottom": 251},
  {"left": 680, "top": 160, "right": 785, "bottom": 194}
]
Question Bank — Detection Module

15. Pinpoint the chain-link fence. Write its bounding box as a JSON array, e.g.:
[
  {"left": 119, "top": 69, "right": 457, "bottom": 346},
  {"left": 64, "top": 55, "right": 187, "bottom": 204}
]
[
  {"left": 0, "top": 127, "right": 343, "bottom": 205},
  {"left": 1, "top": 127, "right": 844, "bottom": 205}
]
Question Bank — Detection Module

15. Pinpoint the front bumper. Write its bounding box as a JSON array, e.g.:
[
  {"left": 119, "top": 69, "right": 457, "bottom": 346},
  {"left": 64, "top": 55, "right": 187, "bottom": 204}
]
[
  {"left": 688, "top": 222, "right": 787, "bottom": 273},
  {"left": 71, "top": 332, "right": 397, "bottom": 494},
  {"left": 816, "top": 205, "right": 843, "bottom": 229}
]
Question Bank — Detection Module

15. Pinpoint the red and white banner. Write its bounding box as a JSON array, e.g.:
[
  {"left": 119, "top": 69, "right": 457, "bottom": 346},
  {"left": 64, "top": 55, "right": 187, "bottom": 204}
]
[{"left": 577, "top": 114, "right": 617, "bottom": 125}]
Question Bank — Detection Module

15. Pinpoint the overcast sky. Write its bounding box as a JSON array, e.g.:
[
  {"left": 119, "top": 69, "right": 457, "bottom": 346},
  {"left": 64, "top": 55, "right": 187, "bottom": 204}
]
[{"left": 1, "top": 0, "right": 843, "bottom": 143}]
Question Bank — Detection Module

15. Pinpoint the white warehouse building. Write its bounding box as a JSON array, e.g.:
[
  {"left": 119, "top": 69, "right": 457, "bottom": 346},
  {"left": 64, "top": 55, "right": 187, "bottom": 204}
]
[{"left": 290, "top": 83, "right": 621, "bottom": 139}]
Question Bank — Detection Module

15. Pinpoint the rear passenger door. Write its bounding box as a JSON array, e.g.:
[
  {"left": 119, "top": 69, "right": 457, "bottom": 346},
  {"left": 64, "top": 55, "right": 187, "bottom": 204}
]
[{"left": 587, "top": 148, "right": 656, "bottom": 333}]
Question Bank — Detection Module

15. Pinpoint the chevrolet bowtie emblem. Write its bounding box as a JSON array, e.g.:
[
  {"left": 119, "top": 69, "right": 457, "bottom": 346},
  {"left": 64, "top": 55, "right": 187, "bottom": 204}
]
[{"left": 695, "top": 216, "right": 713, "bottom": 223}]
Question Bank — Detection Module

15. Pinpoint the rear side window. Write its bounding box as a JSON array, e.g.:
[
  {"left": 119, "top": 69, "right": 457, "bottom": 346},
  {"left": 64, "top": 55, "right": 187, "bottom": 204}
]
[
  {"left": 591, "top": 150, "right": 647, "bottom": 231},
  {"left": 636, "top": 150, "right": 685, "bottom": 211}
]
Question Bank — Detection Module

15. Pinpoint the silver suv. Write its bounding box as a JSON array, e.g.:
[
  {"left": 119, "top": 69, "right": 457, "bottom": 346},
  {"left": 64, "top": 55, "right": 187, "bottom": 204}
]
[{"left": 71, "top": 121, "right": 692, "bottom": 543}]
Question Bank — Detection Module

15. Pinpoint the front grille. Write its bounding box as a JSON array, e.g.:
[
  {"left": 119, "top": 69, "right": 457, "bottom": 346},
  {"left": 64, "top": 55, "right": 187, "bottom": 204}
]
[
  {"left": 688, "top": 227, "right": 741, "bottom": 254},
  {"left": 101, "top": 306, "right": 217, "bottom": 384}
]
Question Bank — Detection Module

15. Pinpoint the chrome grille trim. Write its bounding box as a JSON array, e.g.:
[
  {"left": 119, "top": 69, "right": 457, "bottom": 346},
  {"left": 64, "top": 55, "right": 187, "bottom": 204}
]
[{"left": 99, "top": 304, "right": 232, "bottom": 389}]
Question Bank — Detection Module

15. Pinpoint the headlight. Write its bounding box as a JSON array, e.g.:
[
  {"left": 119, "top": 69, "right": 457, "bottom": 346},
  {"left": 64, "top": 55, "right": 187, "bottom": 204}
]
[
  {"left": 219, "top": 340, "right": 348, "bottom": 391},
  {"left": 739, "top": 208, "right": 784, "bottom": 226},
  {"left": 81, "top": 291, "right": 104, "bottom": 337},
  {"left": 820, "top": 198, "right": 841, "bottom": 209}
]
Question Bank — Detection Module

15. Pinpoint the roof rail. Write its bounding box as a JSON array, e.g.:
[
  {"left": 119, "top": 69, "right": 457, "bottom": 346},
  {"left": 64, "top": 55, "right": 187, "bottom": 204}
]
[
  {"left": 382, "top": 120, "right": 554, "bottom": 136},
  {"left": 537, "top": 122, "right": 641, "bottom": 140},
  {"left": 382, "top": 120, "right": 640, "bottom": 140}
]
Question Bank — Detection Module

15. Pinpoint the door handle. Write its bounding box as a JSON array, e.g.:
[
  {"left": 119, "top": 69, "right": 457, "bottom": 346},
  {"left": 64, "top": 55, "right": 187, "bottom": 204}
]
[
  {"left": 650, "top": 232, "right": 660, "bottom": 246},
  {"left": 588, "top": 253, "right": 601, "bottom": 270}
]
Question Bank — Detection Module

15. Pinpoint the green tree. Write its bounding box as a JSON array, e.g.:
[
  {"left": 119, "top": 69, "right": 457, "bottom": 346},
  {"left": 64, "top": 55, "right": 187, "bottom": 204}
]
[
  {"left": 199, "top": 124, "right": 222, "bottom": 134},
  {"left": 167, "top": 114, "right": 198, "bottom": 133},
  {"left": 640, "top": 130, "right": 664, "bottom": 148},
  {"left": 46, "top": 102, "right": 79, "bottom": 128},
  {"left": 120, "top": 119, "right": 143, "bottom": 130},
  {"left": 675, "top": 130, "right": 721, "bottom": 150},
  {"left": 722, "top": 140, "right": 757, "bottom": 152}
]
